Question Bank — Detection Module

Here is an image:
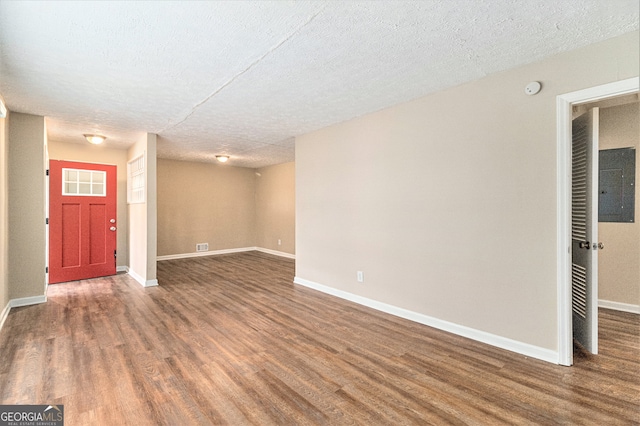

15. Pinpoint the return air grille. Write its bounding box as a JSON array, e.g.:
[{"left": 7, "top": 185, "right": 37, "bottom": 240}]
[{"left": 196, "top": 243, "right": 209, "bottom": 252}]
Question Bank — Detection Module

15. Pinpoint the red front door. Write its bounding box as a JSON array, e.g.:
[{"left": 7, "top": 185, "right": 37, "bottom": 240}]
[{"left": 49, "top": 160, "right": 117, "bottom": 284}]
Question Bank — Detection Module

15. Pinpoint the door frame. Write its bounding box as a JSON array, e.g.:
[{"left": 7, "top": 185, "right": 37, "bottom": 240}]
[
  {"left": 556, "top": 76, "right": 639, "bottom": 366},
  {"left": 48, "top": 159, "right": 118, "bottom": 284}
]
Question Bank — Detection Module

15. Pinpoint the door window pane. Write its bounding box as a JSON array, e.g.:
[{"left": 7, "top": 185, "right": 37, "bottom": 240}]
[
  {"left": 78, "top": 170, "right": 91, "bottom": 184},
  {"left": 79, "top": 183, "right": 91, "bottom": 194},
  {"left": 65, "top": 182, "right": 77, "bottom": 194},
  {"left": 62, "top": 168, "right": 107, "bottom": 196}
]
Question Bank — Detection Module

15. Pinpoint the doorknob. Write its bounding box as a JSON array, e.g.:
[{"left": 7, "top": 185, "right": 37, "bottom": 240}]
[
  {"left": 578, "top": 241, "right": 590, "bottom": 249},
  {"left": 110, "top": 226, "right": 117, "bottom": 231},
  {"left": 597, "top": 242, "right": 604, "bottom": 250},
  {"left": 110, "top": 219, "right": 116, "bottom": 223}
]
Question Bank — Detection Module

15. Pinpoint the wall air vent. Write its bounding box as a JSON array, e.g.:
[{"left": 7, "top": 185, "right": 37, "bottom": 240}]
[{"left": 196, "top": 243, "right": 209, "bottom": 252}]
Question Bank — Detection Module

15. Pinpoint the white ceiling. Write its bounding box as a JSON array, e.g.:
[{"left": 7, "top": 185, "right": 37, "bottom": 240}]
[{"left": 0, "top": 1, "right": 638, "bottom": 168}]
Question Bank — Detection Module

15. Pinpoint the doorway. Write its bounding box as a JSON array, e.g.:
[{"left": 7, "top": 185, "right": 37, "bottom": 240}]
[
  {"left": 557, "top": 77, "right": 639, "bottom": 366},
  {"left": 49, "top": 160, "right": 118, "bottom": 283}
]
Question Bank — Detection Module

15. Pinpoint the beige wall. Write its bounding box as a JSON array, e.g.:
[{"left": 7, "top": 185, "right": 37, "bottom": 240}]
[
  {"left": 256, "top": 162, "right": 295, "bottom": 255},
  {"left": 0, "top": 111, "right": 9, "bottom": 312},
  {"left": 128, "top": 138, "right": 147, "bottom": 281},
  {"left": 47, "top": 140, "right": 129, "bottom": 268},
  {"left": 8, "top": 113, "right": 47, "bottom": 300},
  {"left": 598, "top": 102, "right": 640, "bottom": 307},
  {"left": 146, "top": 134, "right": 157, "bottom": 281},
  {"left": 296, "top": 31, "right": 639, "bottom": 352},
  {"left": 128, "top": 133, "right": 158, "bottom": 284},
  {"left": 157, "top": 159, "right": 257, "bottom": 256}
]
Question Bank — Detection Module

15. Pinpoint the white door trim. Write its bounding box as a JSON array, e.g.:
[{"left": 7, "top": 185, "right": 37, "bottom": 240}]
[{"left": 556, "top": 76, "right": 639, "bottom": 366}]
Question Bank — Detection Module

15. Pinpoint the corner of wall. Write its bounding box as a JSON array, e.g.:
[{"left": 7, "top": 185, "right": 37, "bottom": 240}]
[
  {"left": 0, "top": 110, "right": 9, "bottom": 319},
  {"left": 146, "top": 133, "right": 157, "bottom": 282},
  {"left": 254, "top": 161, "right": 296, "bottom": 255},
  {"left": 126, "top": 133, "right": 158, "bottom": 285},
  {"left": 7, "top": 112, "right": 47, "bottom": 301}
]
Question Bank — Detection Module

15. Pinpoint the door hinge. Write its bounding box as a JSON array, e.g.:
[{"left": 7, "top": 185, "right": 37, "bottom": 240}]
[
  {"left": 114, "top": 250, "right": 117, "bottom": 258},
  {"left": 45, "top": 266, "right": 48, "bottom": 274},
  {"left": 46, "top": 169, "right": 49, "bottom": 176},
  {"left": 46, "top": 218, "right": 49, "bottom": 225}
]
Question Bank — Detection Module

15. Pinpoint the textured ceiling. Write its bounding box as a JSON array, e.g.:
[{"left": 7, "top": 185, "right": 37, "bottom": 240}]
[{"left": 0, "top": 1, "right": 638, "bottom": 168}]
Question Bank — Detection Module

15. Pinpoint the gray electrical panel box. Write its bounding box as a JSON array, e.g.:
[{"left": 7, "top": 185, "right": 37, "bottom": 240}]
[{"left": 599, "top": 147, "right": 635, "bottom": 223}]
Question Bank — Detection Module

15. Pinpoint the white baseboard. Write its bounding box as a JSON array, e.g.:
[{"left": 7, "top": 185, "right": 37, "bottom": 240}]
[
  {"left": 128, "top": 269, "right": 145, "bottom": 286},
  {"left": 157, "top": 247, "right": 295, "bottom": 261},
  {"left": 255, "top": 247, "right": 295, "bottom": 259},
  {"left": 11, "top": 295, "right": 47, "bottom": 308},
  {"left": 599, "top": 299, "right": 640, "bottom": 314},
  {"left": 127, "top": 267, "right": 159, "bottom": 288},
  {"left": 0, "top": 295, "right": 48, "bottom": 334},
  {"left": 293, "top": 276, "right": 558, "bottom": 365},
  {"left": 157, "top": 247, "right": 256, "bottom": 261},
  {"left": 116, "top": 266, "right": 128, "bottom": 273},
  {"left": 144, "top": 279, "right": 159, "bottom": 287}
]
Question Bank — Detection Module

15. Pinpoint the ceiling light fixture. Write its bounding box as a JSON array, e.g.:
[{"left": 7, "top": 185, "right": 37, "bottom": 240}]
[
  {"left": 84, "top": 134, "right": 106, "bottom": 145},
  {"left": 216, "top": 155, "right": 229, "bottom": 163}
]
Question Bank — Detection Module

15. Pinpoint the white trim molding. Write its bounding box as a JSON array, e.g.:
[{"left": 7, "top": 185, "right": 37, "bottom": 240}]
[
  {"left": 116, "top": 266, "right": 128, "bottom": 273},
  {"left": 158, "top": 247, "right": 295, "bottom": 261},
  {"left": 255, "top": 247, "right": 295, "bottom": 259},
  {"left": 0, "top": 96, "right": 7, "bottom": 118},
  {"left": 599, "top": 299, "right": 640, "bottom": 314},
  {"left": 127, "top": 268, "right": 158, "bottom": 287},
  {"left": 294, "top": 276, "right": 558, "bottom": 364},
  {"left": 157, "top": 247, "right": 256, "bottom": 261},
  {"left": 143, "top": 279, "right": 159, "bottom": 288},
  {"left": 128, "top": 268, "right": 144, "bottom": 285},
  {"left": 556, "top": 77, "right": 639, "bottom": 367},
  {"left": 11, "top": 295, "right": 47, "bottom": 308},
  {"left": 0, "top": 302, "right": 10, "bottom": 332},
  {"left": 0, "top": 295, "right": 48, "bottom": 333}
]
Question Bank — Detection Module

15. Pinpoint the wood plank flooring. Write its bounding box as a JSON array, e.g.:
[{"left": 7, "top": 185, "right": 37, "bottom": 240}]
[{"left": 1, "top": 251, "right": 638, "bottom": 425}]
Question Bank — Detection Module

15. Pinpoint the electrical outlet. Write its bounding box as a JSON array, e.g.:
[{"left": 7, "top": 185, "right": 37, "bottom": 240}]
[{"left": 357, "top": 271, "right": 364, "bottom": 282}]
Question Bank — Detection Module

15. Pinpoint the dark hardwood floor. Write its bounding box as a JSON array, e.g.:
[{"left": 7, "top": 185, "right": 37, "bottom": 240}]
[{"left": 1, "top": 251, "right": 638, "bottom": 425}]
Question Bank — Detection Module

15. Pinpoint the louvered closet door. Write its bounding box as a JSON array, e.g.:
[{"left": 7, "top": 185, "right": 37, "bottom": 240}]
[{"left": 571, "top": 107, "right": 599, "bottom": 354}]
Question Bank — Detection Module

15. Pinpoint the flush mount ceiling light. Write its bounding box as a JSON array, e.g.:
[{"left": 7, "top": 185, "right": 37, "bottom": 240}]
[
  {"left": 84, "top": 134, "right": 106, "bottom": 145},
  {"left": 216, "top": 155, "right": 229, "bottom": 163}
]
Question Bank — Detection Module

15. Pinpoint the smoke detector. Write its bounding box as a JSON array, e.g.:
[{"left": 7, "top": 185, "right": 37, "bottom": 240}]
[{"left": 525, "top": 81, "right": 542, "bottom": 96}]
